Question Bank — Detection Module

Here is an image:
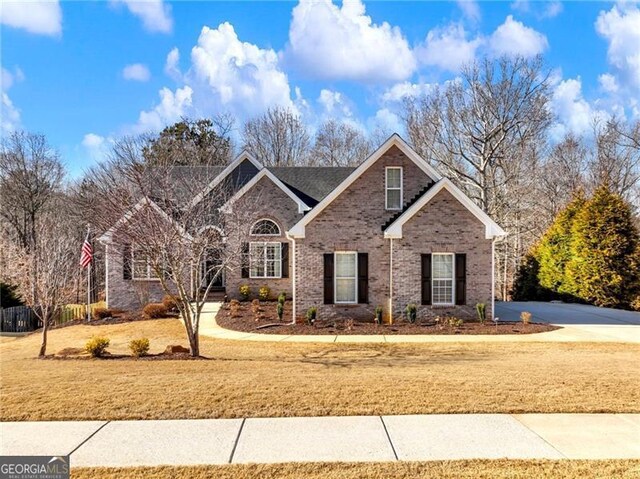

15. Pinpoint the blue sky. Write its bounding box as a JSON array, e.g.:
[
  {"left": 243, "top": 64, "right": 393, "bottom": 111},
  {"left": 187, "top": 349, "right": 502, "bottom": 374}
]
[{"left": 2, "top": 1, "right": 640, "bottom": 177}]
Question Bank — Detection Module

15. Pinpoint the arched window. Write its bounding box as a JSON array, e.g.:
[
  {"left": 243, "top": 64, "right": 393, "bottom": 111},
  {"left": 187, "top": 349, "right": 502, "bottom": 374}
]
[{"left": 251, "top": 219, "right": 281, "bottom": 236}]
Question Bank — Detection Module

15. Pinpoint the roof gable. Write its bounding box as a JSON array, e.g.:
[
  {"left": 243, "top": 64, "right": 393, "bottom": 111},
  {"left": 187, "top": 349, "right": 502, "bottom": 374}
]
[
  {"left": 189, "top": 151, "right": 262, "bottom": 208},
  {"left": 384, "top": 178, "right": 506, "bottom": 240},
  {"left": 288, "top": 134, "right": 441, "bottom": 238},
  {"left": 221, "top": 169, "right": 311, "bottom": 214}
]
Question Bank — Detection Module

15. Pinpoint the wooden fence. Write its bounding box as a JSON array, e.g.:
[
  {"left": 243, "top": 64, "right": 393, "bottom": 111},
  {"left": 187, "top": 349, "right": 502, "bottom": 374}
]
[{"left": 0, "top": 301, "right": 107, "bottom": 333}]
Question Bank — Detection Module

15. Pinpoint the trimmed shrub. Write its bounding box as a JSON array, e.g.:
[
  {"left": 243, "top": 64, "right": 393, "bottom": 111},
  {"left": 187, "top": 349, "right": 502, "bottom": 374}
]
[
  {"left": 239, "top": 284, "right": 250, "bottom": 301},
  {"left": 277, "top": 302, "right": 284, "bottom": 321},
  {"left": 405, "top": 304, "right": 417, "bottom": 324},
  {"left": 162, "top": 295, "right": 179, "bottom": 311},
  {"left": 374, "top": 306, "right": 383, "bottom": 325},
  {"left": 92, "top": 307, "right": 112, "bottom": 321},
  {"left": 521, "top": 311, "right": 532, "bottom": 326},
  {"left": 129, "top": 338, "right": 150, "bottom": 357},
  {"left": 143, "top": 303, "right": 168, "bottom": 319},
  {"left": 306, "top": 306, "right": 317, "bottom": 325},
  {"left": 476, "top": 303, "right": 486, "bottom": 323},
  {"left": 258, "top": 286, "right": 270, "bottom": 301},
  {"left": 85, "top": 336, "right": 110, "bottom": 358},
  {"left": 277, "top": 292, "right": 286, "bottom": 305}
]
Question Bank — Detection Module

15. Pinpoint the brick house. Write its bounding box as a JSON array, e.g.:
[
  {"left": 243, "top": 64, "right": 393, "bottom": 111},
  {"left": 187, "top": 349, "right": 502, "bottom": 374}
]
[{"left": 100, "top": 134, "right": 505, "bottom": 321}]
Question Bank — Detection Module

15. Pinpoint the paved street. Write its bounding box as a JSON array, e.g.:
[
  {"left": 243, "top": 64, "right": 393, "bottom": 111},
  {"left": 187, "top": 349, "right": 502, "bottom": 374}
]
[{"left": 1, "top": 414, "right": 638, "bottom": 467}]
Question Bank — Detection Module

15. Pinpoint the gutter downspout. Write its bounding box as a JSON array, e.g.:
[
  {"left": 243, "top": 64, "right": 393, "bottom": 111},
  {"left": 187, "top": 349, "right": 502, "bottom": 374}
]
[
  {"left": 288, "top": 233, "right": 297, "bottom": 325},
  {"left": 389, "top": 238, "right": 393, "bottom": 324},
  {"left": 491, "top": 237, "right": 496, "bottom": 320}
]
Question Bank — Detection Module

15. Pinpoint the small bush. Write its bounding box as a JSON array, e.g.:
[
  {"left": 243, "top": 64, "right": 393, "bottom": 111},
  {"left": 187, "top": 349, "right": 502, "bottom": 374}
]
[
  {"left": 251, "top": 298, "right": 261, "bottom": 313},
  {"left": 239, "top": 284, "right": 251, "bottom": 301},
  {"left": 345, "top": 318, "right": 354, "bottom": 331},
  {"left": 306, "top": 306, "right": 317, "bottom": 325},
  {"left": 374, "top": 306, "right": 383, "bottom": 324},
  {"left": 143, "top": 303, "right": 168, "bottom": 319},
  {"left": 405, "top": 304, "right": 417, "bottom": 324},
  {"left": 521, "top": 311, "right": 532, "bottom": 326},
  {"left": 92, "top": 307, "right": 112, "bottom": 321},
  {"left": 277, "top": 292, "right": 286, "bottom": 305},
  {"left": 129, "top": 338, "right": 150, "bottom": 357},
  {"left": 230, "top": 299, "right": 241, "bottom": 318},
  {"left": 162, "top": 295, "right": 179, "bottom": 311},
  {"left": 277, "top": 302, "right": 284, "bottom": 321},
  {"left": 258, "top": 286, "right": 270, "bottom": 301},
  {"left": 85, "top": 336, "right": 110, "bottom": 358},
  {"left": 476, "top": 303, "right": 486, "bottom": 323}
]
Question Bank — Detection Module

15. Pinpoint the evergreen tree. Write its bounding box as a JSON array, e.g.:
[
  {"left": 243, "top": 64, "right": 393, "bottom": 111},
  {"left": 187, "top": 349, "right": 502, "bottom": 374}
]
[
  {"left": 536, "top": 193, "right": 585, "bottom": 299},
  {"left": 512, "top": 251, "right": 546, "bottom": 300},
  {"left": 0, "top": 281, "right": 23, "bottom": 308},
  {"left": 566, "top": 184, "right": 639, "bottom": 308}
]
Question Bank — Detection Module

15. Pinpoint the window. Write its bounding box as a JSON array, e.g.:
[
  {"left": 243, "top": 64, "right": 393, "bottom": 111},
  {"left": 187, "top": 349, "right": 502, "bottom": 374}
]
[
  {"left": 250, "top": 242, "right": 282, "bottom": 278},
  {"left": 385, "top": 167, "right": 403, "bottom": 210},
  {"left": 251, "top": 219, "right": 281, "bottom": 236},
  {"left": 132, "top": 247, "right": 158, "bottom": 280},
  {"left": 432, "top": 253, "right": 454, "bottom": 305},
  {"left": 335, "top": 252, "right": 357, "bottom": 304}
]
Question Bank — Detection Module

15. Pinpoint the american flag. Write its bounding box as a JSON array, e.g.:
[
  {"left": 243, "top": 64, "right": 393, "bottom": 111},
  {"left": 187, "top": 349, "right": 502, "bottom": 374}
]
[{"left": 80, "top": 233, "right": 93, "bottom": 269}]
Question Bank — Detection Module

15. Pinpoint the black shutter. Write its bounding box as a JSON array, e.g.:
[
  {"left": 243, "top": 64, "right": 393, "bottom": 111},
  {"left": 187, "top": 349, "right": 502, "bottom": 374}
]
[
  {"left": 123, "top": 244, "right": 132, "bottom": 280},
  {"left": 281, "top": 242, "right": 289, "bottom": 278},
  {"left": 421, "top": 254, "right": 432, "bottom": 305},
  {"left": 357, "top": 253, "right": 368, "bottom": 304},
  {"left": 455, "top": 253, "right": 466, "bottom": 305},
  {"left": 241, "top": 243, "right": 249, "bottom": 278},
  {"left": 323, "top": 253, "right": 334, "bottom": 304}
]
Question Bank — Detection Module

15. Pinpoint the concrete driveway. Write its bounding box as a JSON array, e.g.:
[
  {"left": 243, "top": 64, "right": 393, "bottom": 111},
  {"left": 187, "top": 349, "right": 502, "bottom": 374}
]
[{"left": 496, "top": 301, "right": 640, "bottom": 342}]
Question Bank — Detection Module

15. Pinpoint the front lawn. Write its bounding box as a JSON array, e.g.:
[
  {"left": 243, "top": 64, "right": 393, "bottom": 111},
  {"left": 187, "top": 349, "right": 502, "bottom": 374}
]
[
  {"left": 0, "top": 318, "right": 638, "bottom": 421},
  {"left": 72, "top": 460, "right": 640, "bottom": 479}
]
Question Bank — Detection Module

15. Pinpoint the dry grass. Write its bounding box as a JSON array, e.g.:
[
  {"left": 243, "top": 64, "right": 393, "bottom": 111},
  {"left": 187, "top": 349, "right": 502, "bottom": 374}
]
[
  {"left": 1, "top": 318, "right": 639, "bottom": 421},
  {"left": 72, "top": 460, "right": 640, "bottom": 479}
]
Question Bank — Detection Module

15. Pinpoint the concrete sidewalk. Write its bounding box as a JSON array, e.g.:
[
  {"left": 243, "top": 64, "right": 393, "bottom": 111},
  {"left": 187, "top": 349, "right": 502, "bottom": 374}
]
[
  {"left": 1, "top": 414, "right": 638, "bottom": 467},
  {"left": 199, "top": 303, "right": 640, "bottom": 344}
]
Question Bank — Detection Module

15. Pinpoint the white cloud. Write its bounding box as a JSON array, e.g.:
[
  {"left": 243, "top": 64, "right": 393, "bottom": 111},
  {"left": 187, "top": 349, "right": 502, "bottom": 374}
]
[
  {"left": 381, "top": 81, "right": 437, "bottom": 103},
  {"left": 489, "top": 15, "right": 548, "bottom": 57},
  {"left": 598, "top": 73, "right": 619, "bottom": 93},
  {"left": 82, "top": 133, "right": 105, "bottom": 148},
  {"left": 284, "top": 0, "right": 415, "bottom": 82},
  {"left": 135, "top": 86, "right": 192, "bottom": 133},
  {"left": 595, "top": 4, "right": 640, "bottom": 89},
  {"left": 164, "top": 47, "right": 181, "bottom": 80},
  {"left": 133, "top": 22, "right": 296, "bottom": 132},
  {"left": 416, "top": 23, "right": 483, "bottom": 72},
  {"left": 543, "top": 2, "right": 563, "bottom": 19},
  {"left": 0, "top": 0, "right": 62, "bottom": 36},
  {"left": 368, "top": 108, "right": 403, "bottom": 135},
  {"left": 81, "top": 133, "right": 113, "bottom": 163},
  {"left": 112, "top": 0, "right": 172, "bottom": 33},
  {"left": 318, "top": 89, "right": 353, "bottom": 120},
  {"left": 122, "top": 63, "right": 151, "bottom": 82},
  {"left": 1, "top": 67, "right": 23, "bottom": 133},
  {"left": 457, "top": 0, "right": 481, "bottom": 22},
  {"left": 551, "top": 77, "right": 608, "bottom": 138}
]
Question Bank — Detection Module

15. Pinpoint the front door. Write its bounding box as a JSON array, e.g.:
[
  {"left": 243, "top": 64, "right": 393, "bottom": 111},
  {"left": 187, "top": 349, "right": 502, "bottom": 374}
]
[{"left": 201, "top": 250, "right": 225, "bottom": 291}]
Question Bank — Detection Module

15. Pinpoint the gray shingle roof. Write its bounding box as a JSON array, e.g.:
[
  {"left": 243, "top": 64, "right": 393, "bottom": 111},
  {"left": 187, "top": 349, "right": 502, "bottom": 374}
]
[{"left": 268, "top": 167, "right": 355, "bottom": 206}]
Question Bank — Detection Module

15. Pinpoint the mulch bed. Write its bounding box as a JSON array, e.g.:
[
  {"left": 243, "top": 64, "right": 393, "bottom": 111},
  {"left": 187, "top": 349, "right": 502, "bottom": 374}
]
[
  {"left": 51, "top": 310, "right": 177, "bottom": 330},
  {"left": 216, "top": 301, "right": 560, "bottom": 335}
]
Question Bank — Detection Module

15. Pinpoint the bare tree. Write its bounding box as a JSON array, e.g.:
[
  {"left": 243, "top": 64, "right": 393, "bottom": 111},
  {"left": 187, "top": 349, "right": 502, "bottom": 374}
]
[
  {"left": 404, "top": 55, "right": 552, "bottom": 214},
  {"left": 0, "top": 131, "right": 64, "bottom": 251},
  {"left": 242, "top": 107, "right": 310, "bottom": 166},
  {"left": 310, "top": 120, "right": 372, "bottom": 166},
  {"left": 1, "top": 195, "right": 82, "bottom": 357},
  {"left": 589, "top": 118, "right": 640, "bottom": 206},
  {"left": 83, "top": 136, "right": 257, "bottom": 356}
]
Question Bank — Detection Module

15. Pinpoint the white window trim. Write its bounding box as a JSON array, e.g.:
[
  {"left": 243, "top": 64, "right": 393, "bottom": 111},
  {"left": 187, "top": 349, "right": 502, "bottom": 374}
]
[
  {"left": 249, "top": 241, "right": 282, "bottom": 279},
  {"left": 250, "top": 218, "right": 281, "bottom": 236},
  {"left": 131, "top": 248, "right": 160, "bottom": 281},
  {"left": 334, "top": 251, "right": 358, "bottom": 304},
  {"left": 385, "top": 166, "right": 403, "bottom": 211},
  {"left": 432, "top": 252, "right": 455, "bottom": 306}
]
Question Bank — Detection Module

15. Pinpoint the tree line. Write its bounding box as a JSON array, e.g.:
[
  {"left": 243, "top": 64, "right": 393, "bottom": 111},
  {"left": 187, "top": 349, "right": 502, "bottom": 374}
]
[{"left": 1, "top": 54, "right": 639, "bottom": 356}]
